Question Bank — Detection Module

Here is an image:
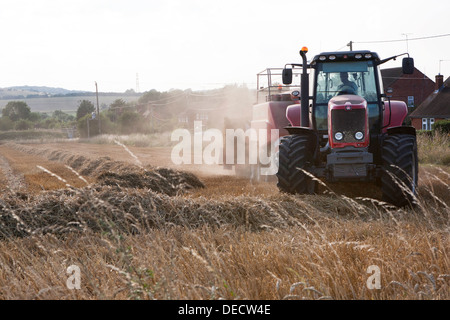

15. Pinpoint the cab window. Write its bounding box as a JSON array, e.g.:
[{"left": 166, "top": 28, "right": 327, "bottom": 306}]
[{"left": 314, "top": 61, "right": 379, "bottom": 131}]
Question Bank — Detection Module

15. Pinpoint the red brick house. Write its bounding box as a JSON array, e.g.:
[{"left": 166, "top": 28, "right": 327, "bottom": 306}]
[
  {"left": 410, "top": 75, "right": 450, "bottom": 130},
  {"left": 381, "top": 67, "right": 435, "bottom": 108}
]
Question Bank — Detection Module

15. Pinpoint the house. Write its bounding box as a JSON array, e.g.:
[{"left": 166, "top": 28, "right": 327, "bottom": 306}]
[
  {"left": 381, "top": 67, "right": 435, "bottom": 108},
  {"left": 177, "top": 112, "right": 189, "bottom": 125},
  {"left": 176, "top": 109, "right": 212, "bottom": 128},
  {"left": 410, "top": 75, "right": 450, "bottom": 130}
]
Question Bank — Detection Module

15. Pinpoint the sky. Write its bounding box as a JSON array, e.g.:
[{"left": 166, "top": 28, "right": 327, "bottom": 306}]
[{"left": 0, "top": 0, "right": 449, "bottom": 93}]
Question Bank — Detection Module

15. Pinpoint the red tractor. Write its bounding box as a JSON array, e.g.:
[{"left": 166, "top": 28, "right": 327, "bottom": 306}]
[{"left": 254, "top": 47, "right": 418, "bottom": 206}]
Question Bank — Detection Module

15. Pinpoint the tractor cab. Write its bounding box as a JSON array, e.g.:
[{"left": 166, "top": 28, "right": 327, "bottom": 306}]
[
  {"left": 277, "top": 47, "right": 418, "bottom": 207},
  {"left": 311, "top": 51, "right": 383, "bottom": 134},
  {"left": 283, "top": 49, "right": 415, "bottom": 148}
]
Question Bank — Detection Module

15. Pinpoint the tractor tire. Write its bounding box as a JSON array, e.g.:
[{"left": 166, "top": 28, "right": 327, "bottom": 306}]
[
  {"left": 276, "top": 134, "right": 316, "bottom": 194},
  {"left": 381, "top": 134, "right": 418, "bottom": 207}
]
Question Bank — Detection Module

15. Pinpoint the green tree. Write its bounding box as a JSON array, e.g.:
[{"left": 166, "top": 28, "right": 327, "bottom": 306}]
[
  {"left": 2, "top": 101, "right": 31, "bottom": 121},
  {"left": 108, "top": 99, "right": 128, "bottom": 122},
  {"left": 124, "top": 89, "right": 136, "bottom": 95},
  {"left": 433, "top": 120, "right": 450, "bottom": 134},
  {"left": 138, "top": 89, "right": 161, "bottom": 104},
  {"left": 14, "top": 119, "right": 33, "bottom": 130},
  {"left": 118, "top": 110, "right": 143, "bottom": 134},
  {"left": 78, "top": 114, "right": 97, "bottom": 138},
  {"left": 110, "top": 99, "right": 127, "bottom": 110},
  {"left": 77, "top": 113, "right": 114, "bottom": 138},
  {"left": 28, "top": 112, "right": 42, "bottom": 122},
  {"left": 53, "top": 110, "right": 75, "bottom": 122},
  {"left": 40, "top": 118, "right": 60, "bottom": 129},
  {"left": 0, "top": 116, "right": 14, "bottom": 131},
  {"left": 76, "top": 100, "right": 95, "bottom": 120}
]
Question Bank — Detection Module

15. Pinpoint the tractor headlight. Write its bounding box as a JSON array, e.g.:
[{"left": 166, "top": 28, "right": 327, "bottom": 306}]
[
  {"left": 334, "top": 132, "right": 344, "bottom": 141},
  {"left": 355, "top": 131, "right": 364, "bottom": 140}
]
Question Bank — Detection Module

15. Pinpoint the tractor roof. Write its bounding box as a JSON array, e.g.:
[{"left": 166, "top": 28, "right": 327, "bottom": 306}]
[{"left": 312, "top": 51, "right": 381, "bottom": 63}]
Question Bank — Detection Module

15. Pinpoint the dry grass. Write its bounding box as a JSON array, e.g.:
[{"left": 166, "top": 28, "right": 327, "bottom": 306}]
[
  {"left": 417, "top": 131, "right": 450, "bottom": 166},
  {"left": 0, "top": 139, "right": 448, "bottom": 300},
  {"left": 0, "top": 209, "right": 448, "bottom": 300}
]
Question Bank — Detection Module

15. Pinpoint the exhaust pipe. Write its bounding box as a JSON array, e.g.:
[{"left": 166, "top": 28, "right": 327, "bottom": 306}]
[{"left": 300, "top": 47, "right": 310, "bottom": 128}]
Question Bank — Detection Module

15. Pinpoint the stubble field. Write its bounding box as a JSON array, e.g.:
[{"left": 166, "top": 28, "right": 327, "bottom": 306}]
[{"left": 0, "top": 136, "right": 448, "bottom": 300}]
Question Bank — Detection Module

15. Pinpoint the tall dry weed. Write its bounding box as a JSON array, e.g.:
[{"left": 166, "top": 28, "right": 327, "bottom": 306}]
[{"left": 417, "top": 131, "right": 450, "bottom": 166}]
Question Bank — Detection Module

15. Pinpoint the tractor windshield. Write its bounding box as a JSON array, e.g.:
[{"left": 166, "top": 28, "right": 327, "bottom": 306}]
[{"left": 314, "top": 61, "right": 379, "bottom": 131}]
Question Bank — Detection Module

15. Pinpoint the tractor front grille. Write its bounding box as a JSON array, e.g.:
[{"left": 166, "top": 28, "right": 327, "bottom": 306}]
[{"left": 331, "top": 108, "right": 366, "bottom": 144}]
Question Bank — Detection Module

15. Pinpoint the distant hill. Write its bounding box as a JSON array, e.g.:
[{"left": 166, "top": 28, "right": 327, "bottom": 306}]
[
  {"left": 0, "top": 85, "right": 143, "bottom": 114},
  {"left": 0, "top": 86, "right": 91, "bottom": 99}
]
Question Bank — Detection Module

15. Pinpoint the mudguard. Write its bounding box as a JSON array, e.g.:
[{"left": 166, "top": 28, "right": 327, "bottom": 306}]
[{"left": 386, "top": 126, "right": 416, "bottom": 136}]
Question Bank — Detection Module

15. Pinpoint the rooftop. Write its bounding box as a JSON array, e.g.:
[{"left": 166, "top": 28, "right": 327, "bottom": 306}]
[
  {"left": 410, "top": 76, "right": 450, "bottom": 118},
  {"left": 380, "top": 67, "right": 434, "bottom": 89}
]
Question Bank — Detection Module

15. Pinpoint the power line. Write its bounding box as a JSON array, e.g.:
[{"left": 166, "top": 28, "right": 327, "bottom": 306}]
[
  {"left": 335, "top": 44, "right": 349, "bottom": 51},
  {"left": 353, "top": 33, "right": 450, "bottom": 44}
]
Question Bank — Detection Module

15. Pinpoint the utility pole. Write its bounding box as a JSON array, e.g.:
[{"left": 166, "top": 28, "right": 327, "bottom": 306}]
[
  {"left": 87, "top": 117, "right": 90, "bottom": 139},
  {"left": 95, "top": 82, "right": 101, "bottom": 135},
  {"left": 347, "top": 41, "right": 353, "bottom": 51}
]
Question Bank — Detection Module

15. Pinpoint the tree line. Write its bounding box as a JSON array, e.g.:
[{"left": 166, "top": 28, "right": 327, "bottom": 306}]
[
  {"left": 0, "top": 84, "right": 254, "bottom": 136},
  {"left": 0, "top": 101, "right": 76, "bottom": 131}
]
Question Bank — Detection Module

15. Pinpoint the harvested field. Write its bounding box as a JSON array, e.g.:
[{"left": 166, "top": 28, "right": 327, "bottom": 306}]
[
  {"left": 0, "top": 143, "right": 204, "bottom": 196},
  {"left": 0, "top": 139, "right": 448, "bottom": 300}
]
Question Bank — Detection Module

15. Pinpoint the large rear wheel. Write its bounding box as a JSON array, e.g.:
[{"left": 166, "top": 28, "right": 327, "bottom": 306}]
[
  {"left": 276, "top": 134, "right": 316, "bottom": 194},
  {"left": 381, "top": 134, "right": 418, "bottom": 207}
]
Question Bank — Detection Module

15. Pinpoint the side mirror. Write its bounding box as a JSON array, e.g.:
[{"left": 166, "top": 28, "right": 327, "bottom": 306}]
[
  {"left": 402, "top": 57, "right": 414, "bottom": 74},
  {"left": 282, "top": 68, "right": 293, "bottom": 85}
]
